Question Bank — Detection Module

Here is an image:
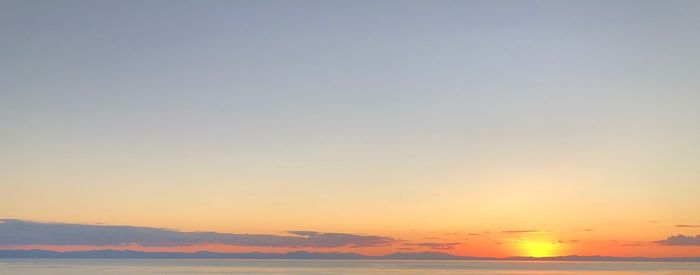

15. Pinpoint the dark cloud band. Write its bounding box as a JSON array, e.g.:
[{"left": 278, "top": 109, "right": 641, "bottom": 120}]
[
  {"left": 0, "top": 219, "right": 394, "bottom": 248},
  {"left": 655, "top": 235, "right": 700, "bottom": 246}
]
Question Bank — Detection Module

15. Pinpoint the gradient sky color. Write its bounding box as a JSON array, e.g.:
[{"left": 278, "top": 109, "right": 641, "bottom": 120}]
[{"left": 2, "top": 0, "right": 700, "bottom": 258}]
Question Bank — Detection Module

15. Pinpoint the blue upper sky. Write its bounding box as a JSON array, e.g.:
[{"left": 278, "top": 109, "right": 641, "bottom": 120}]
[{"left": 1, "top": 1, "right": 700, "bottom": 256}]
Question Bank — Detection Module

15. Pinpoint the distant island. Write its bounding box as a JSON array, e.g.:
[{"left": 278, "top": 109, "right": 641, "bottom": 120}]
[{"left": 1, "top": 250, "right": 699, "bottom": 262}]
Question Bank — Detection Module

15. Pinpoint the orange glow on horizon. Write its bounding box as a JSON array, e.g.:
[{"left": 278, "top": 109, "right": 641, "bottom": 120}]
[{"left": 3, "top": 223, "right": 700, "bottom": 258}]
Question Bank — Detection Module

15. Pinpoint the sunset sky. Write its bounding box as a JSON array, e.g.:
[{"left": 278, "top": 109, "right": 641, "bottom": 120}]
[{"left": 2, "top": 0, "right": 700, "bottom": 258}]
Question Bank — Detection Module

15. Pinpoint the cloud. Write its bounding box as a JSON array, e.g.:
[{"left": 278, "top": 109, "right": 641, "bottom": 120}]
[
  {"left": 618, "top": 242, "right": 645, "bottom": 247},
  {"left": 558, "top": 240, "right": 579, "bottom": 243},
  {"left": 0, "top": 219, "right": 394, "bottom": 248},
  {"left": 676, "top": 225, "right": 700, "bottom": 228},
  {"left": 655, "top": 235, "right": 700, "bottom": 246},
  {"left": 404, "top": 242, "right": 461, "bottom": 249},
  {"left": 499, "top": 230, "right": 538, "bottom": 234}
]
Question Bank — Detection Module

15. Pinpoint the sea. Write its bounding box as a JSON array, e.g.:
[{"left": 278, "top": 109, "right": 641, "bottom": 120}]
[{"left": 1, "top": 259, "right": 700, "bottom": 274}]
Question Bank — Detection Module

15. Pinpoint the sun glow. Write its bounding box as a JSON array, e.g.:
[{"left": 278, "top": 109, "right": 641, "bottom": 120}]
[{"left": 518, "top": 240, "right": 559, "bottom": 258}]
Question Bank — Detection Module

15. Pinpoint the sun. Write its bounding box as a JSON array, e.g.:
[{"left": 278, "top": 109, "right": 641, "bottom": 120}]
[{"left": 518, "top": 240, "right": 559, "bottom": 258}]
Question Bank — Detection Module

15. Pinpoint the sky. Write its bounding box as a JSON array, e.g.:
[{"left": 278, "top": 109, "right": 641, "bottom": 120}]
[{"left": 1, "top": 0, "right": 700, "bottom": 258}]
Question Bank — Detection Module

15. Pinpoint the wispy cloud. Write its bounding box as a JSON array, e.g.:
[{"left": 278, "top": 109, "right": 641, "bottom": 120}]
[
  {"left": 676, "top": 225, "right": 700, "bottom": 228},
  {"left": 499, "top": 230, "right": 539, "bottom": 234},
  {"left": 558, "top": 240, "right": 579, "bottom": 244},
  {"left": 655, "top": 235, "right": 700, "bottom": 246},
  {"left": 404, "top": 242, "right": 461, "bottom": 249},
  {"left": 0, "top": 219, "right": 394, "bottom": 248},
  {"left": 618, "top": 242, "right": 645, "bottom": 247}
]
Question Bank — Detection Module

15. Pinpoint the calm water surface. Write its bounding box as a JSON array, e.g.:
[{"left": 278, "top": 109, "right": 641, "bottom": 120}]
[{"left": 1, "top": 259, "right": 700, "bottom": 274}]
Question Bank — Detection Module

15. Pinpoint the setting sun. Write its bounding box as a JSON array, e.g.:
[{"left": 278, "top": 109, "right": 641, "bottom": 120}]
[{"left": 518, "top": 241, "right": 560, "bottom": 258}]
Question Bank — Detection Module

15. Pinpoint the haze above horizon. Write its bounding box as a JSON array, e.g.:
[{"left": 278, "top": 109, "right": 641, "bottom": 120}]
[{"left": 1, "top": 0, "right": 700, "bottom": 258}]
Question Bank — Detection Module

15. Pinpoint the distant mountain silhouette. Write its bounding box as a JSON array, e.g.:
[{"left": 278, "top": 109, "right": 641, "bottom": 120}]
[
  {"left": 381, "top": 252, "right": 487, "bottom": 260},
  {"left": 1, "top": 249, "right": 699, "bottom": 262},
  {"left": 0, "top": 250, "right": 369, "bottom": 259},
  {"left": 506, "top": 255, "right": 700, "bottom": 262}
]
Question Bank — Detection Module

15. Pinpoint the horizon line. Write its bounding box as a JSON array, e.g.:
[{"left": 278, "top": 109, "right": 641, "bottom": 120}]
[{"left": 2, "top": 249, "right": 700, "bottom": 262}]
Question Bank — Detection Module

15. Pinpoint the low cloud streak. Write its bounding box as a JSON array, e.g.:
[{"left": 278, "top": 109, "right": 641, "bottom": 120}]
[
  {"left": 655, "top": 235, "right": 700, "bottom": 246},
  {"left": 499, "top": 230, "right": 539, "bottom": 234},
  {"left": 0, "top": 219, "right": 394, "bottom": 248},
  {"left": 404, "top": 242, "right": 461, "bottom": 249}
]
